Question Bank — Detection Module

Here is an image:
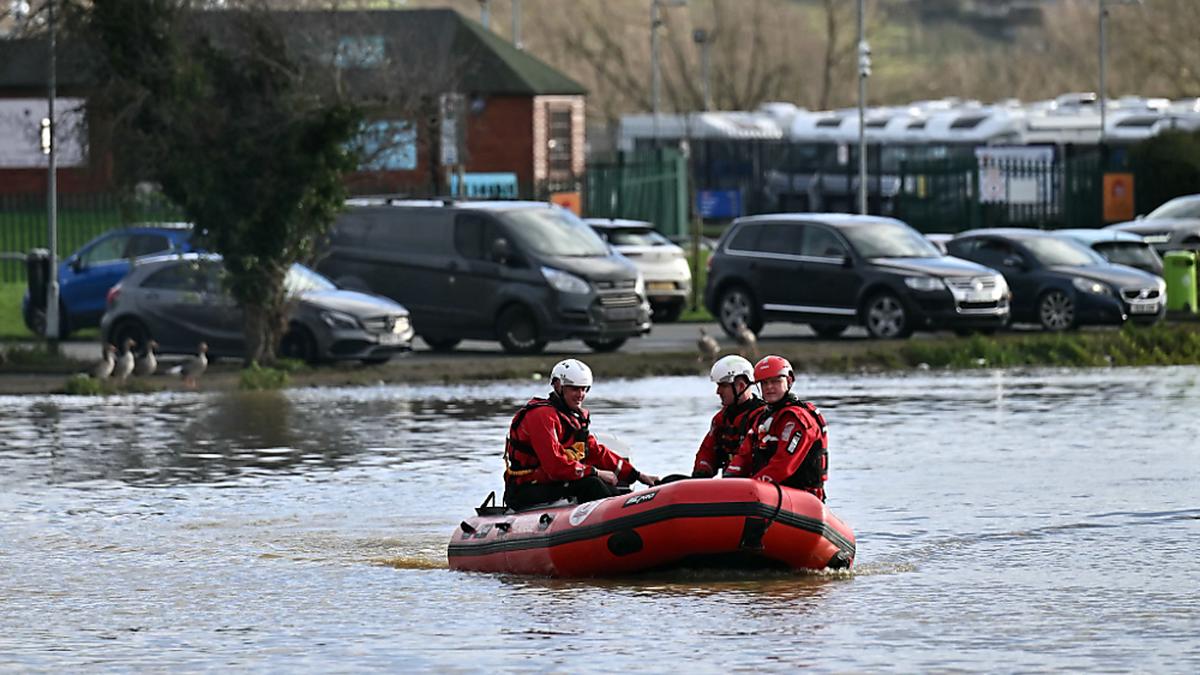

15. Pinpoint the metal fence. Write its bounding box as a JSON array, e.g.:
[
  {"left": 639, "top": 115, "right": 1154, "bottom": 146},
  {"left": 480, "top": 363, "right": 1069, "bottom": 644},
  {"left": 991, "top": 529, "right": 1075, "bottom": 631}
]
[
  {"left": 895, "top": 151, "right": 1105, "bottom": 233},
  {"left": 583, "top": 149, "right": 688, "bottom": 238},
  {"left": 0, "top": 192, "right": 182, "bottom": 283}
]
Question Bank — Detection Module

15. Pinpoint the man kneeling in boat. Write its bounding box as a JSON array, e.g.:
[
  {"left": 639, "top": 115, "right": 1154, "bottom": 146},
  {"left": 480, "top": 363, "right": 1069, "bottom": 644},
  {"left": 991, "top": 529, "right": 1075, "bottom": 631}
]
[
  {"left": 503, "top": 359, "right": 659, "bottom": 510},
  {"left": 692, "top": 355, "right": 766, "bottom": 478},
  {"left": 725, "top": 355, "right": 828, "bottom": 502}
]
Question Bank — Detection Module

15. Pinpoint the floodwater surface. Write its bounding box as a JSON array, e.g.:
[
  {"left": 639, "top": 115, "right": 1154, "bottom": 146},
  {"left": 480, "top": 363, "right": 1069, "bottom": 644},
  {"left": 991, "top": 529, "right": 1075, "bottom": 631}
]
[{"left": 1, "top": 367, "right": 1198, "bottom": 671}]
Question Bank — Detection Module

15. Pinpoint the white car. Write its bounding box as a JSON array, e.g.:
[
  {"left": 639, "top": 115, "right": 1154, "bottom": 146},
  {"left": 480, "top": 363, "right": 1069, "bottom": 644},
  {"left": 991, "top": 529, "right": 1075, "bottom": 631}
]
[{"left": 585, "top": 218, "right": 692, "bottom": 322}]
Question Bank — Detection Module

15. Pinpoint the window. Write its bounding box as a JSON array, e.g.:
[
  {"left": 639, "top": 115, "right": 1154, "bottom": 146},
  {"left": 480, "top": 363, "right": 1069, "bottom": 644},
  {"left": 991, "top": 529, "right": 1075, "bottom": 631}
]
[
  {"left": 547, "top": 109, "right": 573, "bottom": 176},
  {"left": 125, "top": 234, "right": 171, "bottom": 258},
  {"left": 727, "top": 224, "right": 762, "bottom": 252},
  {"left": 454, "top": 214, "right": 501, "bottom": 261},
  {"left": 802, "top": 225, "right": 847, "bottom": 258},
  {"left": 79, "top": 235, "right": 130, "bottom": 266},
  {"left": 756, "top": 223, "right": 801, "bottom": 255},
  {"left": 143, "top": 262, "right": 210, "bottom": 292}
]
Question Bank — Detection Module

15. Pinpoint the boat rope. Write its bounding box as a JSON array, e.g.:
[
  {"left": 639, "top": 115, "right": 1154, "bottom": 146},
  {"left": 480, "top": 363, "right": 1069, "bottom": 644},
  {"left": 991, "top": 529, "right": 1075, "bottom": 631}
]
[{"left": 764, "top": 481, "right": 784, "bottom": 531}]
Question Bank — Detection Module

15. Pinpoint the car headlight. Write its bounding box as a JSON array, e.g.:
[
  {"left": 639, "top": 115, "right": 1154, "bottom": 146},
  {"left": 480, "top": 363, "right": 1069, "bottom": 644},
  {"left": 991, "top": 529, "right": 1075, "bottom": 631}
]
[
  {"left": 1071, "top": 277, "right": 1112, "bottom": 296},
  {"left": 540, "top": 266, "right": 591, "bottom": 294},
  {"left": 635, "top": 272, "right": 646, "bottom": 297},
  {"left": 903, "top": 276, "right": 945, "bottom": 291},
  {"left": 320, "top": 309, "right": 361, "bottom": 330}
]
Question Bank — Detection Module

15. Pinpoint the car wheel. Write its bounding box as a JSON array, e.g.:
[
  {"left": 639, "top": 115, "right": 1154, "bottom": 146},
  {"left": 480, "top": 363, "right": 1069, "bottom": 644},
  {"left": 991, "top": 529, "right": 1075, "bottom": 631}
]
[
  {"left": 496, "top": 305, "right": 546, "bottom": 355},
  {"left": 109, "top": 317, "right": 151, "bottom": 353},
  {"left": 1037, "top": 290, "right": 1076, "bottom": 332},
  {"left": 583, "top": 337, "right": 627, "bottom": 352},
  {"left": 650, "top": 301, "right": 684, "bottom": 323},
  {"left": 863, "top": 292, "right": 913, "bottom": 339},
  {"left": 810, "top": 323, "right": 848, "bottom": 339},
  {"left": 422, "top": 336, "right": 461, "bottom": 352},
  {"left": 279, "top": 324, "right": 320, "bottom": 363},
  {"left": 716, "top": 286, "right": 762, "bottom": 339}
]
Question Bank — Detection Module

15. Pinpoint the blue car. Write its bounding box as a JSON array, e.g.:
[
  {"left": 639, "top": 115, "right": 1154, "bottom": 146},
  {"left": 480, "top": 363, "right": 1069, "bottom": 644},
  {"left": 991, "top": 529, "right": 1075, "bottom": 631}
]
[{"left": 23, "top": 223, "right": 196, "bottom": 337}]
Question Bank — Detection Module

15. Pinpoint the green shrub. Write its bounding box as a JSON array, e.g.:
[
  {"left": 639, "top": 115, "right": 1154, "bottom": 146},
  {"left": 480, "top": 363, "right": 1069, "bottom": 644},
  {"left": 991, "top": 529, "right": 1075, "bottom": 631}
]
[{"left": 239, "top": 362, "right": 289, "bottom": 390}]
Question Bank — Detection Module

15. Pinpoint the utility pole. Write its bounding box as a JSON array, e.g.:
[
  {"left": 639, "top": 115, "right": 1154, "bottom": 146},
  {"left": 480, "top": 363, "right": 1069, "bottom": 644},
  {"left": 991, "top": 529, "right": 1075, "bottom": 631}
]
[
  {"left": 693, "top": 28, "right": 712, "bottom": 112},
  {"left": 45, "top": 0, "right": 59, "bottom": 350},
  {"left": 856, "top": 0, "right": 870, "bottom": 215},
  {"left": 512, "top": 0, "right": 523, "bottom": 49}
]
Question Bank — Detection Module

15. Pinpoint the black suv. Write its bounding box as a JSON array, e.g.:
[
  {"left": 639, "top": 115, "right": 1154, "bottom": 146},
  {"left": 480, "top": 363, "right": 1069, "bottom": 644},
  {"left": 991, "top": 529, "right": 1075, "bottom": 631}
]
[{"left": 704, "top": 214, "right": 1011, "bottom": 339}]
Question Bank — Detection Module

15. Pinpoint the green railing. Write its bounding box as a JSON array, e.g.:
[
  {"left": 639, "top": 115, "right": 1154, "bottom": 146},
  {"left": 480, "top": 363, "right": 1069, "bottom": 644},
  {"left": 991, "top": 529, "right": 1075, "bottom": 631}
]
[
  {"left": 896, "top": 151, "right": 1105, "bottom": 233},
  {"left": 583, "top": 149, "right": 688, "bottom": 238},
  {"left": 0, "top": 192, "right": 183, "bottom": 282}
]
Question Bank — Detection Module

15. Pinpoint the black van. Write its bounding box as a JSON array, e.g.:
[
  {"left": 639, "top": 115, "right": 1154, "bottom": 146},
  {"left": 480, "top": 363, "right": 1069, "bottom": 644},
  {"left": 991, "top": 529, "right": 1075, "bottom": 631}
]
[
  {"left": 316, "top": 199, "right": 651, "bottom": 354},
  {"left": 704, "top": 214, "right": 1011, "bottom": 339}
]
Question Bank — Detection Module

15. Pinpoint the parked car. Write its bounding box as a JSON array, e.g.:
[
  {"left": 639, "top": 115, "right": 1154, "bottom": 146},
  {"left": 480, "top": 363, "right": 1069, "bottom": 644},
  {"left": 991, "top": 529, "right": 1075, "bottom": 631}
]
[
  {"left": 703, "top": 214, "right": 1011, "bottom": 339},
  {"left": 317, "top": 199, "right": 651, "bottom": 354},
  {"left": 947, "top": 228, "right": 1165, "bottom": 331},
  {"left": 1107, "top": 193, "right": 1200, "bottom": 252},
  {"left": 22, "top": 223, "right": 196, "bottom": 337},
  {"left": 100, "top": 253, "right": 413, "bottom": 364},
  {"left": 922, "top": 233, "right": 955, "bottom": 255},
  {"left": 1052, "top": 228, "right": 1164, "bottom": 276},
  {"left": 584, "top": 218, "right": 692, "bottom": 322}
]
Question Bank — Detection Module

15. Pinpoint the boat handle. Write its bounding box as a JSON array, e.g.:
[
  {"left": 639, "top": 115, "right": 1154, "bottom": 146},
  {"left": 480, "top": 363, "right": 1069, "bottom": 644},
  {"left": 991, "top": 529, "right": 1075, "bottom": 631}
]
[
  {"left": 495, "top": 522, "right": 512, "bottom": 533},
  {"left": 459, "top": 521, "right": 476, "bottom": 534}
]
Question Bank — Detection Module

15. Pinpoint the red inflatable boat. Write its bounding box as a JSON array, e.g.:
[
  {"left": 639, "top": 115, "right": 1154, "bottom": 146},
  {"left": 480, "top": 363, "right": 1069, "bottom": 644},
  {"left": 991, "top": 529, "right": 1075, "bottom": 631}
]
[{"left": 447, "top": 478, "right": 855, "bottom": 577}]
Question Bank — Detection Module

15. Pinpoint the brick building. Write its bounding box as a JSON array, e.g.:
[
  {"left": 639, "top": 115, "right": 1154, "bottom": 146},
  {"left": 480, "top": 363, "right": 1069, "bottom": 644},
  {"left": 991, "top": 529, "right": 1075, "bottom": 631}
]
[{"left": 0, "top": 8, "right": 586, "bottom": 197}]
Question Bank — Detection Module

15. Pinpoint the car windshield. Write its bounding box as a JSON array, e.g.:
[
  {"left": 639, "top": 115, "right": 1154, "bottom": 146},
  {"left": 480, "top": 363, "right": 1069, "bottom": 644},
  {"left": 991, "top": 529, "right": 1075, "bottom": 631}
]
[
  {"left": 1147, "top": 197, "right": 1200, "bottom": 220},
  {"left": 500, "top": 208, "right": 610, "bottom": 257},
  {"left": 1094, "top": 241, "right": 1161, "bottom": 268},
  {"left": 1024, "top": 237, "right": 1105, "bottom": 267},
  {"left": 608, "top": 228, "right": 672, "bottom": 247},
  {"left": 841, "top": 222, "right": 941, "bottom": 258},
  {"left": 285, "top": 264, "right": 337, "bottom": 294}
]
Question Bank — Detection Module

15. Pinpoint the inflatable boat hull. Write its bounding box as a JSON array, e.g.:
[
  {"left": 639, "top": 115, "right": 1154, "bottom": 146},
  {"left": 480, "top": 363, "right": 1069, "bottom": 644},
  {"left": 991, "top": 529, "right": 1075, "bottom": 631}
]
[{"left": 447, "top": 478, "right": 855, "bottom": 577}]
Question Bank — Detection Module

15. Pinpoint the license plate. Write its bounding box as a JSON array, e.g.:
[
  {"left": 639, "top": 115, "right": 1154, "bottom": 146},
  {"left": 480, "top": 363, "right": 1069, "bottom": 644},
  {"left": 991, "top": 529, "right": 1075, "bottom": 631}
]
[
  {"left": 647, "top": 282, "right": 675, "bottom": 292},
  {"left": 378, "top": 332, "right": 406, "bottom": 345},
  {"left": 1130, "top": 303, "right": 1159, "bottom": 314},
  {"left": 965, "top": 292, "right": 993, "bottom": 303},
  {"left": 605, "top": 306, "right": 638, "bottom": 321}
]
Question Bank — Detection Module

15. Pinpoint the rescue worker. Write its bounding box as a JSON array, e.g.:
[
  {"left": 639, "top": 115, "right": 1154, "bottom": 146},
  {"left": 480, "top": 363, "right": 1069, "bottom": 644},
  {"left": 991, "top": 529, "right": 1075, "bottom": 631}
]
[
  {"left": 725, "top": 355, "right": 828, "bottom": 502},
  {"left": 503, "top": 358, "right": 659, "bottom": 510},
  {"left": 692, "top": 355, "right": 766, "bottom": 478}
]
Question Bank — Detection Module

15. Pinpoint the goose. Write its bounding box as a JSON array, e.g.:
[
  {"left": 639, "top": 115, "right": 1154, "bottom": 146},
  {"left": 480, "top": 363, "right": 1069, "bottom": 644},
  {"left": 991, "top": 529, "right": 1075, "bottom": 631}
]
[
  {"left": 734, "top": 321, "right": 759, "bottom": 361},
  {"left": 176, "top": 342, "right": 208, "bottom": 388},
  {"left": 90, "top": 344, "right": 117, "bottom": 380},
  {"left": 697, "top": 327, "right": 720, "bottom": 363},
  {"left": 112, "top": 339, "right": 136, "bottom": 383},
  {"left": 134, "top": 340, "right": 159, "bottom": 377}
]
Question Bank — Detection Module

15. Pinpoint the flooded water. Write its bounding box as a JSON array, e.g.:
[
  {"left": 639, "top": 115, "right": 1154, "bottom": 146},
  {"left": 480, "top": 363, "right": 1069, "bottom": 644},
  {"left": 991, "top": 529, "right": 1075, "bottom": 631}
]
[{"left": 2, "top": 367, "right": 1198, "bottom": 672}]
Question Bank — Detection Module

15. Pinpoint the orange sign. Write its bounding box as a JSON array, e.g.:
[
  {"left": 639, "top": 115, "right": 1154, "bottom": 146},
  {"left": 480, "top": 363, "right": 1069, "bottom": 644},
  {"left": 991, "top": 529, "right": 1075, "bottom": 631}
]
[
  {"left": 550, "top": 191, "right": 581, "bottom": 215},
  {"left": 1103, "top": 173, "right": 1135, "bottom": 223}
]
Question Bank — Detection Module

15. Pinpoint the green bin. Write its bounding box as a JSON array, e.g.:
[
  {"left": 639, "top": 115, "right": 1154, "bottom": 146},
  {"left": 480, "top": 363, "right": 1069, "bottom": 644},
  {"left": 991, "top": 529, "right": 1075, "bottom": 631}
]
[{"left": 1163, "top": 251, "right": 1198, "bottom": 313}]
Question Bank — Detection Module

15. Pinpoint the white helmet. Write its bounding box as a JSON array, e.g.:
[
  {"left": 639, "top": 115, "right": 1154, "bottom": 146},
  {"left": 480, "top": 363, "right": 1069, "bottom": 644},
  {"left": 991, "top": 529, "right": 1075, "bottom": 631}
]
[
  {"left": 709, "top": 355, "right": 755, "bottom": 385},
  {"left": 551, "top": 359, "right": 594, "bottom": 387}
]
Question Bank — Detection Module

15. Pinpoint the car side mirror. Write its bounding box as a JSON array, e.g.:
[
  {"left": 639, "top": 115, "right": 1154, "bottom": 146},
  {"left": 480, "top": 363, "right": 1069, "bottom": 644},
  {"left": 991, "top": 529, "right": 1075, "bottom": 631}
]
[
  {"left": 69, "top": 257, "right": 83, "bottom": 273},
  {"left": 491, "top": 237, "right": 513, "bottom": 265}
]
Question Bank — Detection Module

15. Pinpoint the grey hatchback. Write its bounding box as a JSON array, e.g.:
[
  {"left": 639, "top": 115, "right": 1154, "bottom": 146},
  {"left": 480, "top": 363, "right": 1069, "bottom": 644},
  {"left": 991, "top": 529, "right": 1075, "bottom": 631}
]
[{"left": 100, "top": 253, "right": 414, "bottom": 364}]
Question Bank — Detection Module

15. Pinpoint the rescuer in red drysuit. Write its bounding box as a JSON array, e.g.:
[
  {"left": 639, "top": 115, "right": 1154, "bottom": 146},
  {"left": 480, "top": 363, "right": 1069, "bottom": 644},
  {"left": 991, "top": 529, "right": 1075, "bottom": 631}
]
[{"left": 692, "top": 354, "right": 766, "bottom": 478}]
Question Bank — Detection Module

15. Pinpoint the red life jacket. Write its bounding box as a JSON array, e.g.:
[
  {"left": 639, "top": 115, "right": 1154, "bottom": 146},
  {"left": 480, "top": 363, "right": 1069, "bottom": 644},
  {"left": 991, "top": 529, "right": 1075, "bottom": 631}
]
[
  {"left": 504, "top": 396, "right": 590, "bottom": 487},
  {"left": 750, "top": 395, "right": 828, "bottom": 498},
  {"left": 709, "top": 396, "right": 767, "bottom": 472}
]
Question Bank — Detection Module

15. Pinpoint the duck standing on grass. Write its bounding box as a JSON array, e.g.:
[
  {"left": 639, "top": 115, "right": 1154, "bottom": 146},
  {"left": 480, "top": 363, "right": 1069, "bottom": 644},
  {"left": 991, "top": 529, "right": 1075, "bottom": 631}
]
[
  {"left": 112, "top": 339, "right": 136, "bottom": 383},
  {"left": 169, "top": 342, "right": 208, "bottom": 389},
  {"left": 90, "top": 344, "right": 117, "bottom": 380},
  {"left": 134, "top": 340, "right": 158, "bottom": 377}
]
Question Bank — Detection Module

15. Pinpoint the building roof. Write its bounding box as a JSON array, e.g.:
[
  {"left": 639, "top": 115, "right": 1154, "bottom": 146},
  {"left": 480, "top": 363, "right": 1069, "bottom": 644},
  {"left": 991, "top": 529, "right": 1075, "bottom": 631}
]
[{"left": 0, "top": 9, "right": 585, "bottom": 97}]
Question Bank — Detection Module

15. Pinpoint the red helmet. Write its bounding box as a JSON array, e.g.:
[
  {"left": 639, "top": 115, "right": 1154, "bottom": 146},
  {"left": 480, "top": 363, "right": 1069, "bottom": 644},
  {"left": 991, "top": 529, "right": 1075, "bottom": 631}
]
[{"left": 754, "top": 355, "right": 794, "bottom": 382}]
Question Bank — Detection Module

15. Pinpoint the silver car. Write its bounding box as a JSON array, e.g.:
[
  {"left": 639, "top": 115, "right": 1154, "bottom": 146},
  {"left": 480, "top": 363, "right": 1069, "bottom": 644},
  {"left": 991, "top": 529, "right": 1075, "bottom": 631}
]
[
  {"left": 1108, "top": 193, "right": 1200, "bottom": 252},
  {"left": 585, "top": 218, "right": 692, "bottom": 322},
  {"left": 100, "top": 253, "right": 414, "bottom": 364}
]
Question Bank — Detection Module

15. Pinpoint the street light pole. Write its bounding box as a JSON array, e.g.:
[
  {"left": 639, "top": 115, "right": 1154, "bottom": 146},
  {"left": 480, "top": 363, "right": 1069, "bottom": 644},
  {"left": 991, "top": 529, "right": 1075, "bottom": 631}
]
[
  {"left": 651, "top": 0, "right": 687, "bottom": 144},
  {"left": 46, "top": 0, "right": 59, "bottom": 349},
  {"left": 1098, "top": 0, "right": 1143, "bottom": 146},
  {"left": 856, "top": 0, "right": 870, "bottom": 215},
  {"left": 478, "top": 0, "right": 491, "bottom": 30},
  {"left": 512, "top": 0, "right": 522, "bottom": 49},
  {"left": 693, "top": 29, "right": 712, "bottom": 112}
]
